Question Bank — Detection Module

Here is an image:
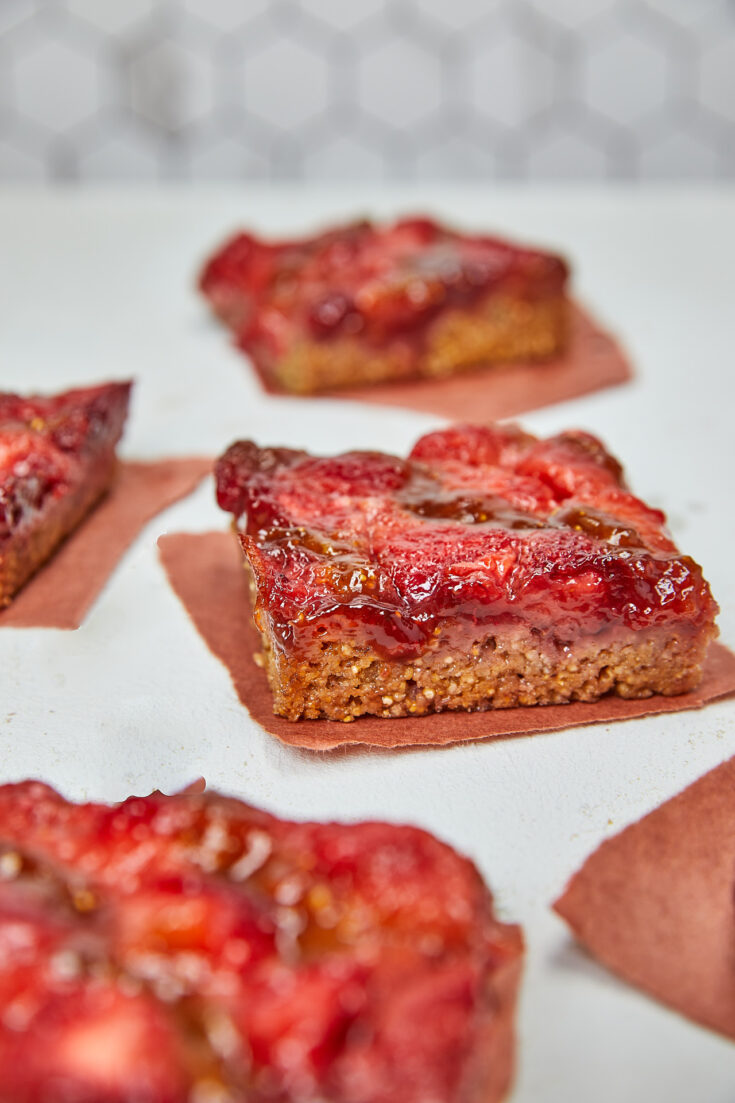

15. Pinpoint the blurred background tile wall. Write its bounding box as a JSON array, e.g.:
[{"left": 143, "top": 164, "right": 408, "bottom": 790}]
[{"left": 0, "top": 0, "right": 733, "bottom": 182}]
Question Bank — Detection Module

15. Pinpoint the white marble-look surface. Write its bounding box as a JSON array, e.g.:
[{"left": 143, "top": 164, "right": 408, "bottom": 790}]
[{"left": 1, "top": 185, "right": 734, "bottom": 1100}]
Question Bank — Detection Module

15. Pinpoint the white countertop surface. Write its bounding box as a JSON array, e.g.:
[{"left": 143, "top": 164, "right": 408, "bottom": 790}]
[{"left": 1, "top": 185, "right": 734, "bottom": 1100}]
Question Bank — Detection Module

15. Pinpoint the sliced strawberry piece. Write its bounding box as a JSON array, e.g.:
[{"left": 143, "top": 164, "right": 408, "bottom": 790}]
[
  {"left": 333, "top": 957, "right": 480, "bottom": 1103},
  {"left": 0, "top": 431, "right": 76, "bottom": 538},
  {"left": 242, "top": 959, "right": 367, "bottom": 1097},
  {"left": 0, "top": 986, "right": 194, "bottom": 1103}
]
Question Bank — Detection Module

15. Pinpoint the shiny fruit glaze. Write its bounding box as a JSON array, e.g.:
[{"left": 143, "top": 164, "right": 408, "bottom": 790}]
[
  {"left": 199, "top": 216, "right": 568, "bottom": 358},
  {"left": 215, "top": 424, "right": 718, "bottom": 660},
  {"left": 0, "top": 382, "right": 131, "bottom": 541},
  {"left": 0, "top": 781, "right": 518, "bottom": 1103}
]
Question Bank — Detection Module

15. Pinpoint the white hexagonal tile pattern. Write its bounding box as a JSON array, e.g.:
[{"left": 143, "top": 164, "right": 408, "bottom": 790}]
[
  {"left": 469, "top": 28, "right": 555, "bottom": 127},
  {"left": 0, "top": 137, "right": 46, "bottom": 179},
  {"left": 358, "top": 37, "right": 441, "bottom": 129},
  {"left": 0, "top": 0, "right": 732, "bottom": 181},
  {"left": 638, "top": 124, "right": 721, "bottom": 178},
  {"left": 525, "top": 126, "right": 609, "bottom": 179},
  {"left": 409, "top": 0, "right": 502, "bottom": 31},
  {"left": 526, "top": 0, "right": 616, "bottom": 29},
  {"left": 183, "top": 0, "right": 271, "bottom": 32},
  {"left": 14, "top": 38, "right": 98, "bottom": 132},
  {"left": 0, "top": 0, "right": 35, "bottom": 35},
  {"left": 415, "top": 133, "right": 502, "bottom": 178},
  {"left": 643, "top": 0, "right": 731, "bottom": 32},
  {"left": 129, "top": 39, "right": 215, "bottom": 131},
  {"left": 583, "top": 27, "right": 670, "bottom": 125},
  {"left": 242, "top": 38, "right": 328, "bottom": 129},
  {"left": 302, "top": 134, "right": 386, "bottom": 179},
  {"left": 78, "top": 131, "right": 160, "bottom": 179},
  {"left": 187, "top": 137, "right": 270, "bottom": 180},
  {"left": 699, "top": 39, "right": 735, "bottom": 122},
  {"left": 65, "top": 0, "right": 157, "bottom": 35},
  {"left": 298, "top": 0, "right": 386, "bottom": 31}
]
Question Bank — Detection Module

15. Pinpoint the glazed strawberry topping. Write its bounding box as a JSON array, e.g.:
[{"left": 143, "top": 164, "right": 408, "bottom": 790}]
[
  {"left": 0, "top": 781, "right": 519, "bottom": 1103},
  {"left": 0, "top": 382, "right": 131, "bottom": 541},
  {"left": 200, "top": 217, "right": 568, "bottom": 356},
  {"left": 215, "top": 424, "right": 718, "bottom": 658}
]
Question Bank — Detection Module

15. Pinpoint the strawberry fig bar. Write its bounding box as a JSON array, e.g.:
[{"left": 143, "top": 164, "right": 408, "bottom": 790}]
[
  {"left": 215, "top": 424, "right": 718, "bottom": 721},
  {"left": 0, "top": 380, "right": 131, "bottom": 605},
  {"left": 0, "top": 780, "right": 523, "bottom": 1103},
  {"left": 199, "top": 216, "right": 568, "bottom": 393}
]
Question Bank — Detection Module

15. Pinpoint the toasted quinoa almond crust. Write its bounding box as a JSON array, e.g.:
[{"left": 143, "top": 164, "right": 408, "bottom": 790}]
[
  {"left": 254, "top": 294, "right": 567, "bottom": 396},
  {"left": 0, "top": 780, "right": 523, "bottom": 1103},
  {"left": 215, "top": 424, "right": 719, "bottom": 723},
  {"left": 0, "top": 382, "right": 131, "bottom": 606},
  {"left": 257, "top": 617, "right": 711, "bottom": 722},
  {"left": 199, "top": 216, "right": 569, "bottom": 394}
]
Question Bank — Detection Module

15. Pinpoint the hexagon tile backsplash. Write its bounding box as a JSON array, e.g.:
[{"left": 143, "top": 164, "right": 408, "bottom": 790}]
[{"left": 0, "top": 0, "right": 733, "bottom": 182}]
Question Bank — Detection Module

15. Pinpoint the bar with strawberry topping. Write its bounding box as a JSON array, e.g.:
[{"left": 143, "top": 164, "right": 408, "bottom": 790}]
[
  {"left": 0, "top": 781, "right": 522, "bottom": 1103},
  {"left": 215, "top": 424, "right": 718, "bottom": 721},
  {"left": 0, "top": 381, "right": 131, "bottom": 606},
  {"left": 199, "top": 217, "right": 568, "bottom": 394}
]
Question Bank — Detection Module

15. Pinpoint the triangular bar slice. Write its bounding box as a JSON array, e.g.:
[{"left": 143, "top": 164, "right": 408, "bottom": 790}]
[{"left": 0, "top": 380, "right": 131, "bottom": 606}]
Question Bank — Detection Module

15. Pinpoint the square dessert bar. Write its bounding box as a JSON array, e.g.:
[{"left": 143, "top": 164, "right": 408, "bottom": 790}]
[
  {"left": 0, "top": 781, "right": 522, "bottom": 1103},
  {"left": 0, "top": 381, "right": 131, "bottom": 605},
  {"left": 216, "top": 424, "right": 719, "bottom": 722},
  {"left": 199, "top": 217, "right": 569, "bottom": 394}
]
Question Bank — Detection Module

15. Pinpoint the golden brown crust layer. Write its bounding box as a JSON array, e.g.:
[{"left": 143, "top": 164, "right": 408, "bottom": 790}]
[
  {"left": 0, "top": 456, "right": 117, "bottom": 607},
  {"left": 254, "top": 607, "right": 716, "bottom": 722},
  {"left": 264, "top": 295, "right": 567, "bottom": 395}
]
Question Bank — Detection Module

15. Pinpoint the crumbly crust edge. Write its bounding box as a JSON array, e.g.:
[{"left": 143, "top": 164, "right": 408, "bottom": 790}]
[
  {"left": 252, "top": 605, "right": 716, "bottom": 722},
  {"left": 0, "top": 455, "right": 118, "bottom": 607},
  {"left": 255, "top": 294, "right": 568, "bottom": 395}
]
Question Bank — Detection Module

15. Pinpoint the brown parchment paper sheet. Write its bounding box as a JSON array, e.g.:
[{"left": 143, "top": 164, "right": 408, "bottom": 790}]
[{"left": 555, "top": 756, "right": 735, "bottom": 1040}]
